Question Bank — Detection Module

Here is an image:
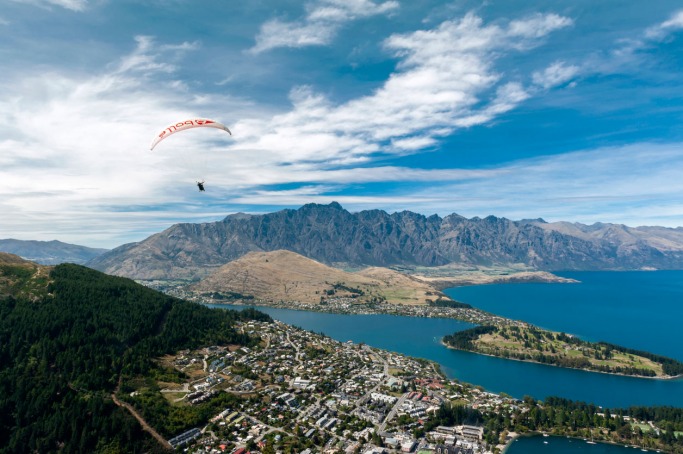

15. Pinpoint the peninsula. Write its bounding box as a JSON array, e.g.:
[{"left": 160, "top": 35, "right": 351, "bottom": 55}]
[
  {"left": 442, "top": 325, "right": 683, "bottom": 379},
  {"left": 3, "top": 252, "right": 683, "bottom": 454},
  {"left": 162, "top": 250, "right": 681, "bottom": 380}
]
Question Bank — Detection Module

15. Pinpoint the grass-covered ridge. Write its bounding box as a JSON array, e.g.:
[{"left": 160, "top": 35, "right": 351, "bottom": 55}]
[
  {"left": 0, "top": 263, "right": 271, "bottom": 453},
  {"left": 443, "top": 325, "right": 683, "bottom": 378},
  {"left": 0, "top": 252, "right": 52, "bottom": 301}
]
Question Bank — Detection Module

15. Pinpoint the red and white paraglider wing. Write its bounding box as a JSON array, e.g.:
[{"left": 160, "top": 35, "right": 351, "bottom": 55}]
[{"left": 150, "top": 118, "right": 232, "bottom": 150}]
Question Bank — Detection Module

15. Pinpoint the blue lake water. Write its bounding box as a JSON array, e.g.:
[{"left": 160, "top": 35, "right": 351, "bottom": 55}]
[
  {"left": 505, "top": 436, "right": 651, "bottom": 454},
  {"left": 207, "top": 271, "right": 683, "bottom": 408},
  {"left": 445, "top": 271, "right": 683, "bottom": 361}
]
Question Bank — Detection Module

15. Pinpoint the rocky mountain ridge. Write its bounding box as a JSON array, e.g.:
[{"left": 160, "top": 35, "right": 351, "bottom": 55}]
[{"left": 87, "top": 202, "right": 683, "bottom": 280}]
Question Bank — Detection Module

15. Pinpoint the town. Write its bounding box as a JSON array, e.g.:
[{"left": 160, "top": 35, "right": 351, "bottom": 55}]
[
  {"left": 129, "top": 319, "right": 520, "bottom": 454},
  {"left": 160, "top": 280, "right": 526, "bottom": 328}
]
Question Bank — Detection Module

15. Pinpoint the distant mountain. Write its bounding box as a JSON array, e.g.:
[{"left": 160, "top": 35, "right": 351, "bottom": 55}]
[
  {"left": 0, "top": 238, "right": 108, "bottom": 265},
  {"left": 87, "top": 202, "right": 683, "bottom": 280},
  {"left": 190, "top": 249, "right": 448, "bottom": 305}
]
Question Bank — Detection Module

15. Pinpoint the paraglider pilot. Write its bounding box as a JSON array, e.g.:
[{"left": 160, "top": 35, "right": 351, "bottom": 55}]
[{"left": 197, "top": 181, "right": 205, "bottom": 192}]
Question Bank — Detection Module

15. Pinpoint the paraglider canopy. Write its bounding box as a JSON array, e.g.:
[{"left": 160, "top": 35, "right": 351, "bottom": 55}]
[{"left": 150, "top": 118, "right": 232, "bottom": 150}]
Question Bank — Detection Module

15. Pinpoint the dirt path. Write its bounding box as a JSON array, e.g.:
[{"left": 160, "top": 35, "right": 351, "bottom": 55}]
[{"left": 111, "top": 388, "right": 172, "bottom": 450}]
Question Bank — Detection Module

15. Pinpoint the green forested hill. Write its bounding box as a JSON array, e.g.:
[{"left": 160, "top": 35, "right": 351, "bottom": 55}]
[{"left": 0, "top": 263, "right": 270, "bottom": 453}]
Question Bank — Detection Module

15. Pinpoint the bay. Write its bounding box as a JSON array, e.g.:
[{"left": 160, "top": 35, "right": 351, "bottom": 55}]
[
  {"left": 207, "top": 271, "right": 682, "bottom": 454},
  {"left": 505, "top": 436, "right": 652, "bottom": 453},
  {"left": 210, "top": 304, "right": 683, "bottom": 408},
  {"left": 444, "top": 271, "right": 683, "bottom": 361}
]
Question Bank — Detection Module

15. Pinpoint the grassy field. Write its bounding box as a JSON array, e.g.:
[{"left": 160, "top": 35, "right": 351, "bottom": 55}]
[
  {"left": 162, "top": 392, "right": 188, "bottom": 404},
  {"left": 473, "top": 326, "right": 667, "bottom": 377}
]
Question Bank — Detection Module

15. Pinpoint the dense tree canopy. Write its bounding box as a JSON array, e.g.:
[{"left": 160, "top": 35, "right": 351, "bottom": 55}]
[{"left": 0, "top": 264, "right": 270, "bottom": 453}]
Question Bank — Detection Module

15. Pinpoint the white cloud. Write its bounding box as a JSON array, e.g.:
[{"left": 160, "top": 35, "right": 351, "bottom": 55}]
[
  {"left": 215, "top": 143, "right": 683, "bottom": 230},
  {"left": 507, "top": 13, "right": 573, "bottom": 40},
  {"left": 606, "top": 9, "right": 683, "bottom": 67},
  {"left": 251, "top": 20, "right": 336, "bottom": 53},
  {"left": 250, "top": 0, "right": 399, "bottom": 53},
  {"left": 238, "top": 13, "right": 570, "bottom": 165},
  {"left": 645, "top": 10, "right": 683, "bottom": 40},
  {"left": 532, "top": 61, "right": 579, "bottom": 89},
  {"left": 220, "top": 165, "right": 508, "bottom": 187},
  {"left": 307, "top": 0, "right": 399, "bottom": 21},
  {"left": 10, "top": 0, "right": 88, "bottom": 12},
  {"left": 48, "top": 0, "right": 87, "bottom": 10},
  {"left": 114, "top": 35, "right": 199, "bottom": 75},
  {"left": 408, "top": 143, "right": 683, "bottom": 227},
  {"left": 0, "top": 13, "right": 581, "bottom": 247},
  {"left": 0, "top": 37, "right": 252, "bottom": 247}
]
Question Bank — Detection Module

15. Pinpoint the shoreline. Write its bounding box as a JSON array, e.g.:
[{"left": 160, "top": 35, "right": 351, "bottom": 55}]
[
  {"left": 440, "top": 340, "right": 683, "bottom": 381},
  {"left": 416, "top": 270, "right": 580, "bottom": 290},
  {"left": 208, "top": 298, "right": 682, "bottom": 381},
  {"left": 502, "top": 432, "right": 660, "bottom": 453},
  {"left": 201, "top": 298, "right": 682, "bottom": 382}
]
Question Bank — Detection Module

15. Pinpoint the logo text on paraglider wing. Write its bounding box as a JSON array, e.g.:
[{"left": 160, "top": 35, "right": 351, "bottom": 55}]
[{"left": 157, "top": 119, "right": 217, "bottom": 139}]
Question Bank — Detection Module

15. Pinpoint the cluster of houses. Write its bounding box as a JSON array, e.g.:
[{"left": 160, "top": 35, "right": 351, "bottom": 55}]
[{"left": 148, "top": 320, "right": 511, "bottom": 454}]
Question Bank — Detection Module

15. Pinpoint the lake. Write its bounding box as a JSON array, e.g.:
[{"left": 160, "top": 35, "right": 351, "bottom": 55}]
[
  {"left": 445, "top": 271, "right": 683, "bottom": 361},
  {"left": 207, "top": 271, "right": 683, "bottom": 408},
  {"left": 505, "top": 436, "right": 654, "bottom": 453}
]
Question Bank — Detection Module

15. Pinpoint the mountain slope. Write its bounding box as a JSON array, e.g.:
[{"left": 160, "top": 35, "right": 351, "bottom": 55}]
[
  {"left": 87, "top": 203, "right": 683, "bottom": 280},
  {"left": 0, "top": 252, "right": 51, "bottom": 301},
  {"left": 0, "top": 262, "right": 270, "bottom": 452},
  {"left": 0, "top": 238, "right": 108, "bottom": 265},
  {"left": 190, "top": 249, "right": 447, "bottom": 305}
]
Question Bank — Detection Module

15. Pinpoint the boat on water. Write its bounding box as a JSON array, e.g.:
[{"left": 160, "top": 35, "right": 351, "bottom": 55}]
[{"left": 586, "top": 425, "right": 596, "bottom": 444}]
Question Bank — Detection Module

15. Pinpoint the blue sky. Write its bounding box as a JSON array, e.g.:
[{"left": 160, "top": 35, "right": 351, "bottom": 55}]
[{"left": 2, "top": 0, "right": 683, "bottom": 248}]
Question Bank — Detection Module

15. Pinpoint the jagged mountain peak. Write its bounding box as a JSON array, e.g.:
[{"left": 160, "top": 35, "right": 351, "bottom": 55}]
[
  {"left": 86, "top": 203, "right": 683, "bottom": 280},
  {"left": 224, "top": 212, "right": 254, "bottom": 221}
]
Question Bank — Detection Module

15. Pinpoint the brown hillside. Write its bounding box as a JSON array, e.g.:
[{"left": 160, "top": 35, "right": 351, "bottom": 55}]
[
  {"left": 189, "top": 250, "right": 448, "bottom": 306},
  {"left": 0, "top": 252, "right": 35, "bottom": 266},
  {"left": 0, "top": 252, "right": 52, "bottom": 300}
]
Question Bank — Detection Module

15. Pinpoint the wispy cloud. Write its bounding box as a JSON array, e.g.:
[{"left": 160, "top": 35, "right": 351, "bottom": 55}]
[
  {"left": 645, "top": 9, "right": 683, "bottom": 40},
  {"left": 229, "top": 143, "right": 683, "bottom": 229},
  {"left": 0, "top": 36, "right": 250, "bottom": 246},
  {"left": 7, "top": 8, "right": 682, "bottom": 249},
  {"left": 0, "top": 13, "right": 576, "bottom": 247},
  {"left": 605, "top": 9, "right": 683, "bottom": 68},
  {"left": 114, "top": 35, "right": 199, "bottom": 75},
  {"left": 532, "top": 61, "right": 579, "bottom": 89},
  {"left": 240, "top": 13, "right": 572, "bottom": 164},
  {"left": 10, "top": 0, "right": 89, "bottom": 12},
  {"left": 507, "top": 13, "right": 573, "bottom": 40},
  {"left": 522, "top": 9, "right": 683, "bottom": 103},
  {"left": 412, "top": 143, "right": 683, "bottom": 226},
  {"left": 250, "top": 0, "right": 399, "bottom": 53}
]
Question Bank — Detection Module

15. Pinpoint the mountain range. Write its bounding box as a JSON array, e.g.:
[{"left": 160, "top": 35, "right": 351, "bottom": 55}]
[
  {"left": 87, "top": 202, "right": 683, "bottom": 281},
  {"left": 0, "top": 238, "right": 108, "bottom": 265}
]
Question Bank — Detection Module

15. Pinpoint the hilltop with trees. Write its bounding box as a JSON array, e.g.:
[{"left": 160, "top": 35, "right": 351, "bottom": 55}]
[{"left": 0, "top": 256, "right": 270, "bottom": 453}]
